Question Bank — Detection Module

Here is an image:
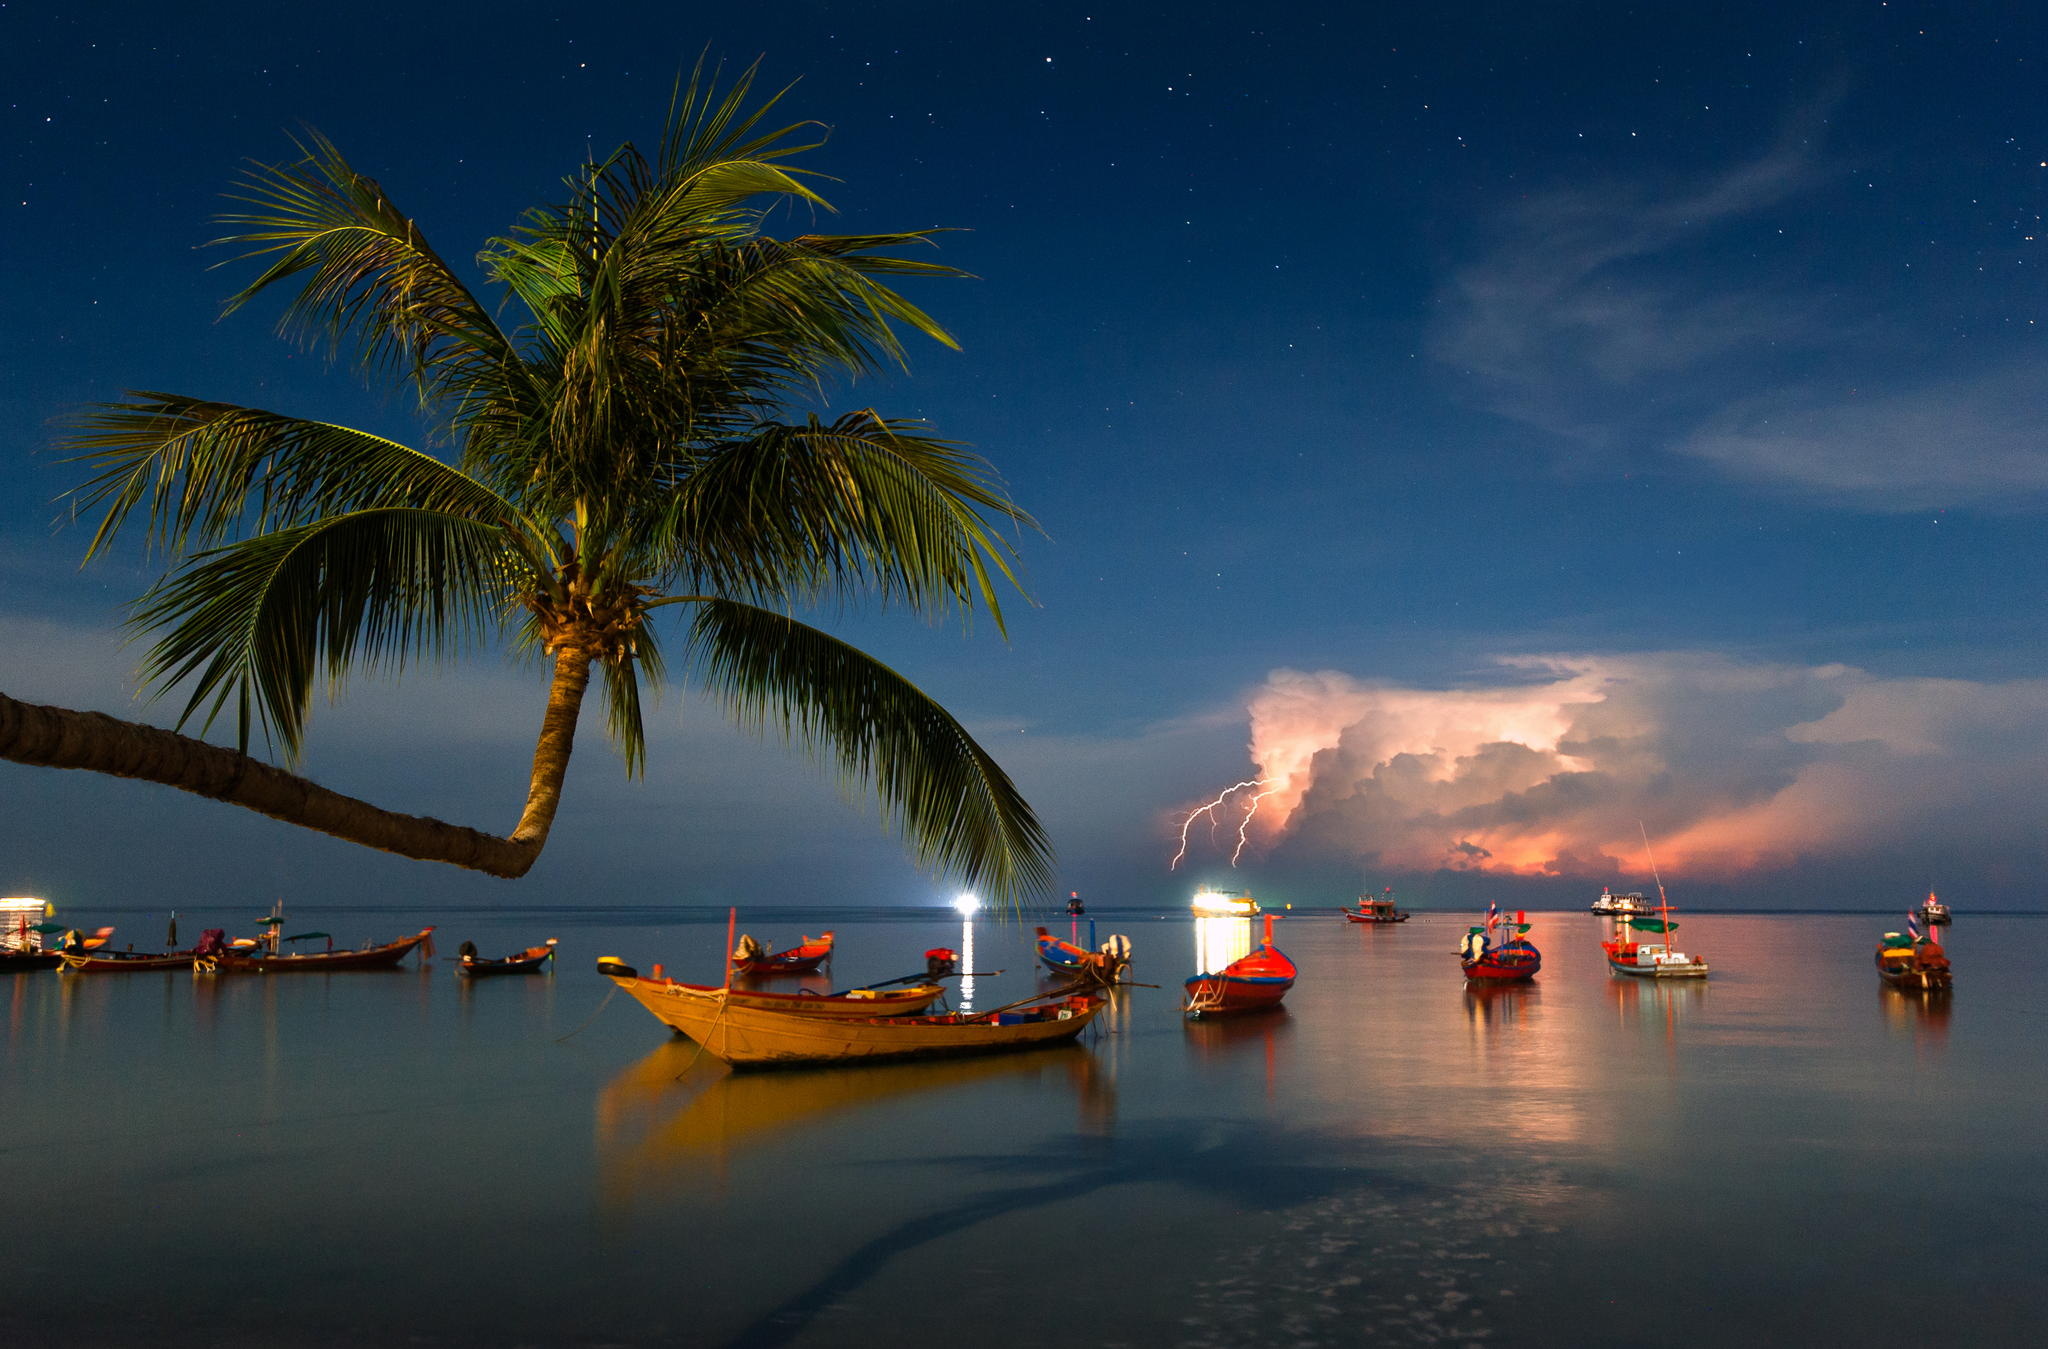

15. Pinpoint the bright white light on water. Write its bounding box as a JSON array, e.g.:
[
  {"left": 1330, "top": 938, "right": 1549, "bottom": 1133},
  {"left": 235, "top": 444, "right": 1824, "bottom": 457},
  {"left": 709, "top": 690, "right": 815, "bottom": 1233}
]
[{"left": 953, "top": 892, "right": 981, "bottom": 915}]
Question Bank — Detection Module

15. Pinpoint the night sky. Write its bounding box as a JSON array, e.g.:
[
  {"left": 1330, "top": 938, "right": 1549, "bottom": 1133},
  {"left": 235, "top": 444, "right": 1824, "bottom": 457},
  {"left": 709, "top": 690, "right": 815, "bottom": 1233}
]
[{"left": 5, "top": 2, "right": 2046, "bottom": 911}]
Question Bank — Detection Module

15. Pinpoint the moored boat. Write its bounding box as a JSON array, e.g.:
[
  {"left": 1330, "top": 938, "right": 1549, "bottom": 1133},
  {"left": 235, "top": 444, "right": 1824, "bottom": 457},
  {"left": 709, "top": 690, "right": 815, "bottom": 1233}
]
[
  {"left": 1877, "top": 924, "right": 1951, "bottom": 992},
  {"left": 1034, "top": 924, "right": 1131, "bottom": 982},
  {"left": 1184, "top": 914, "right": 1295, "bottom": 1018},
  {"left": 599, "top": 962, "right": 1104, "bottom": 1068},
  {"left": 730, "top": 930, "right": 834, "bottom": 976},
  {"left": 1601, "top": 906, "right": 1708, "bottom": 979},
  {"left": 1917, "top": 891, "right": 1952, "bottom": 927},
  {"left": 458, "top": 938, "right": 558, "bottom": 977},
  {"left": 2, "top": 897, "right": 63, "bottom": 970},
  {"left": 1460, "top": 907, "right": 1541, "bottom": 981},
  {"left": 59, "top": 948, "right": 197, "bottom": 973},
  {"left": 596, "top": 959, "right": 948, "bottom": 1019},
  {"left": 1343, "top": 887, "right": 1409, "bottom": 923},
  {"left": 192, "top": 924, "right": 435, "bottom": 973}
]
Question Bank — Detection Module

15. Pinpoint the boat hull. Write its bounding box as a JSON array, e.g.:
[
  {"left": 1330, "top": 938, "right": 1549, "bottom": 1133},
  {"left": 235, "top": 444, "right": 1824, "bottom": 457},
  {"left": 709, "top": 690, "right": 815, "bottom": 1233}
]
[
  {"left": 1604, "top": 954, "right": 1709, "bottom": 978},
  {"left": 610, "top": 977, "right": 1102, "bottom": 1067},
  {"left": 618, "top": 977, "right": 946, "bottom": 1021},
  {"left": 197, "top": 929, "right": 434, "bottom": 973},
  {"left": 730, "top": 932, "right": 834, "bottom": 977},
  {"left": 1182, "top": 973, "right": 1293, "bottom": 1016},
  {"left": 1876, "top": 944, "right": 1951, "bottom": 991},
  {"left": 459, "top": 947, "right": 555, "bottom": 977},
  {"left": 1462, "top": 950, "right": 1541, "bottom": 981},
  {"left": 0, "top": 951, "right": 61, "bottom": 972},
  {"left": 60, "top": 950, "right": 195, "bottom": 972},
  {"left": 1342, "top": 910, "right": 1409, "bottom": 923}
]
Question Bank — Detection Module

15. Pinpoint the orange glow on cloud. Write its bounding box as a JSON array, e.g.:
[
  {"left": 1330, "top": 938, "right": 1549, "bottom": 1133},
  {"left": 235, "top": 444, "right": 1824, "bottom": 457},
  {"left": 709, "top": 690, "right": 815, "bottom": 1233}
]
[{"left": 1188, "top": 655, "right": 2048, "bottom": 882}]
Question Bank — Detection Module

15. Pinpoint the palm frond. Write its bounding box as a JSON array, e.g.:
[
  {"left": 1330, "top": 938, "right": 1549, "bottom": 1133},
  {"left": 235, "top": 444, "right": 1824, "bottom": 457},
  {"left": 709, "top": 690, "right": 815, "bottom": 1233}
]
[
  {"left": 132, "top": 509, "right": 527, "bottom": 758},
  {"left": 685, "top": 599, "right": 1053, "bottom": 905},
  {"left": 655, "top": 413, "right": 1035, "bottom": 630},
  {"left": 212, "top": 129, "right": 513, "bottom": 398},
  {"left": 62, "top": 395, "right": 543, "bottom": 564}
]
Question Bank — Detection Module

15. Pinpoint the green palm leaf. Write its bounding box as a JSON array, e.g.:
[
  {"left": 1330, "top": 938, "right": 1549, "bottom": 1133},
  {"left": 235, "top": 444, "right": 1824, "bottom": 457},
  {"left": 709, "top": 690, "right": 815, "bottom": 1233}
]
[{"left": 686, "top": 599, "right": 1052, "bottom": 905}]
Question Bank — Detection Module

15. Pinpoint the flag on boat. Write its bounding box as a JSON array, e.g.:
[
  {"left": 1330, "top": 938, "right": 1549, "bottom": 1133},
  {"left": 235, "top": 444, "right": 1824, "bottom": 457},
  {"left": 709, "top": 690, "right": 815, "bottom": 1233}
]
[
  {"left": 1484, "top": 902, "right": 1499, "bottom": 932},
  {"left": 1906, "top": 915, "right": 1923, "bottom": 943}
]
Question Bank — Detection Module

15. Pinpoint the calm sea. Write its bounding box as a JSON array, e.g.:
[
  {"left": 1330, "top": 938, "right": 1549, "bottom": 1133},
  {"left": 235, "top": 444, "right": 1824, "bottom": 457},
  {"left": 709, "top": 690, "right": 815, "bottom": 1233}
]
[{"left": 1, "top": 905, "right": 2040, "bottom": 1348}]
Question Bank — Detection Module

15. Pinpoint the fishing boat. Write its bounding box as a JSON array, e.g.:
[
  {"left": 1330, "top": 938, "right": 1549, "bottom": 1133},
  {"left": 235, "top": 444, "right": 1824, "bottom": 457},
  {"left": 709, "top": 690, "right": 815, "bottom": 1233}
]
[
  {"left": 1917, "top": 891, "right": 1952, "bottom": 927},
  {"left": 1600, "top": 907, "right": 1708, "bottom": 978},
  {"left": 599, "top": 960, "right": 1104, "bottom": 1067},
  {"left": 1190, "top": 889, "right": 1260, "bottom": 917},
  {"left": 1877, "top": 925, "right": 1952, "bottom": 992},
  {"left": 1034, "top": 924, "right": 1131, "bottom": 982},
  {"left": 457, "top": 938, "right": 558, "bottom": 977},
  {"left": 1343, "top": 887, "right": 1409, "bottom": 923},
  {"left": 192, "top": 922, "right": 435, "bottom": 973},
  {"left": 1590, "top": 887, "right": 1651, "bottom": 916},
  {"left": 729, "top": 930, "right": 834, "bottom": 976},
  {"left": 60, "top": 948, "right": 197, "bottom": 973},
  {"left": 1184, "top": 913, "right": 1295, "bottom": 1018},
  {"left": 1459, "top": 908, "right": 1541, "bottom": 982},
  {"left": 596, "top": 959, "right": 949, "bottom": 1019},
  {"left": 1, "top": 899, "right": 62, "bottom": 970}
]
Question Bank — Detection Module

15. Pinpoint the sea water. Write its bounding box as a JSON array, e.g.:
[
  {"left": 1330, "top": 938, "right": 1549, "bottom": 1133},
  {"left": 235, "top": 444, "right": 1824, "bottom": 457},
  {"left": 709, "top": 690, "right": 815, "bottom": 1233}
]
[{"left": 1, "top": 906, "right": 2040, "bottom": 1347}]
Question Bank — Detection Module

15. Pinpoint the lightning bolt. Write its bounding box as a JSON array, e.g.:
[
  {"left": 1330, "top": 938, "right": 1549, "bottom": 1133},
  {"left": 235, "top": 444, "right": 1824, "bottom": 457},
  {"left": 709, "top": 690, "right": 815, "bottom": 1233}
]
[{"left": 1171, "top": 778, "right": 1275, "bottom": 869}]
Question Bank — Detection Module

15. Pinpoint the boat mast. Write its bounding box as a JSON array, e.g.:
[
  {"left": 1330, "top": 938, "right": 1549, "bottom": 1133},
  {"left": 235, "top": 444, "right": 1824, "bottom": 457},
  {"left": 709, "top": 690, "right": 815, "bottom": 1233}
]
[{"left": 1638, "top": 822, "right": 1673, "bottom": 960}]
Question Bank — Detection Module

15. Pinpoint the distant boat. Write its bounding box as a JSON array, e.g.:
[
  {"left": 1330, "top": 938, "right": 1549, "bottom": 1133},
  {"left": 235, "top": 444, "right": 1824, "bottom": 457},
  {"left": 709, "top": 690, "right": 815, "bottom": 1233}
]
[
  {"left": 1, "top": 897, "right": 61, "bottom": 970},
  {"left": 1877, "top": 926, "right": 1952, "bottom": 992},
  {"left": 600, "top": 963, "right": 1105, "bottom": 1067},
  {"left": 191, "top": 904, "right": 434, "bottom": 973},
  {"left": 1190, "top": 890, "right": 1260, "bottom": 918},
  {"left": 729, "top": 930, "right": 834, "bottom": 976},
  {"left": 1918, "top": 891, "right": 1952, "bottom": 927},
  {"left": 1591, "top": 887, "right": 1651, "bottom": 916},
  {"left": 1183, "top": 914, "right": 1296, "bottom": 1018},
  {"left": 457, "top": 938, "right": 558, "bottom": 977},
  {"left": 60, "top": 947, "right": 197, "bottom": 973},
  {"left": 1460, "top": 909, "right": 1541, "bottom": 982},
  {"left": 1343, "top": 887, "right": 1409, "bottom": 923}
]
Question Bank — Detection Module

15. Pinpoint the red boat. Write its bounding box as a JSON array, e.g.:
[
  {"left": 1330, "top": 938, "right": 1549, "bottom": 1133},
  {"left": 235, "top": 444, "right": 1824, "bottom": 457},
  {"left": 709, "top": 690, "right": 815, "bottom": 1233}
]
[
  {"left": 1459, "top": 910, "right": 1541, "bottom": 982},
  {"left": 730, "top": 930, "right": 835, "bottom": 976},
  {"left": 458, "top": 938, "right": 558, "bottom": 977},
  {"left": 1034, "top": 925, "right": 1130, "bottom": 982},
  {"left": 1183, "top": 915, "right": 1296, "bottom": 1018},
  {"left": 192, "top": 926, "right": 435, "bottom": 973}
]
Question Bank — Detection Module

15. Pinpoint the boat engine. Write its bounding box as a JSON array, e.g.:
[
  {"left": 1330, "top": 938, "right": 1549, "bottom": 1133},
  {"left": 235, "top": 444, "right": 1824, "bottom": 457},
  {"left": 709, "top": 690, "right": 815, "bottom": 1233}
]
[
  {"left": 924, "top": 947, "right": 959, "bottom": 977},
  {"left": 1097, "top": 934, "right": 1133, "bottom": 967}
]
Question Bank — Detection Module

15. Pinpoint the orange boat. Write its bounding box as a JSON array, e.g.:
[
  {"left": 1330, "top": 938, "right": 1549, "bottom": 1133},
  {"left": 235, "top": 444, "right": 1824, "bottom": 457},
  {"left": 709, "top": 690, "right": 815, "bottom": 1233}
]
[
  {"left": 730, "top": 930, "right": 834, "bottom": 976},
  {"left": 598, "top": 960, "right": 946, "bottom": 1020},
  {"left": 601, "top": 960, "right": 1103, "bottom": 1068},
  {"left": 192, "top": 926, "right": 434, "bottom": 973}
]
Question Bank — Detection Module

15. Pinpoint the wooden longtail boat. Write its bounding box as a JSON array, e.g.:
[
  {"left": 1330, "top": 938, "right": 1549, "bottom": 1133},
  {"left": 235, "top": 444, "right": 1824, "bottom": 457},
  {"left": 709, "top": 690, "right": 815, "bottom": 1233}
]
[
  {"left": 1343, "top": 887, "right": 1409, "bottom": 923},
  {"left": 1184, "top": 914, "right": 1295, "bottom": 1018},
  {"left": 1877, "top": 932, "right": 1952, "bottom": 991},
  {"left": 730, "top": 930, "right": 834, "bottom": 976},
  {"left": 600, "top": 960, "right": 1103, "bottom": 1068},
  {"left": 193, "top": 927, "right": 434, "bottom": 973},
  {"left": 1459, "top": 911, "right": 1540, "bottom": 982},
  {"left": 1033, "top": 925, "right": 1130, "bottom": 982},
  {"left": 457, "top": 938, "right": 557, "bottom": 977},
  {"left": 60, "top": 948, "right": 197, "bottom": 973},
  {"left": 597, "top": 963, "right": 947, "bottom": 1020}
]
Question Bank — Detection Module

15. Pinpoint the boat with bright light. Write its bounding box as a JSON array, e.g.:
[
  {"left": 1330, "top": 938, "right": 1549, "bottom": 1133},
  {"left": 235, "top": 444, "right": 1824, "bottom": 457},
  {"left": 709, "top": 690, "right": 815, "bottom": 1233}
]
[
  {"left": 1190, "top": 890, "right": 1261, "bottom": 918},
  {"left": 599, "top": 962, "right": 1104, "bottom": 1067},
  {"left": 729, "top": 930, "right": 834, "bottom": 976},
  {"left": 1876, "top": 929, "right": 1951, "bottom": 992},
  {"left": 1459, "top": 910, "right": 1541, "bottom": 982},
  {"left": 1184, "top": 914, "right": 1295, "bottom": 1018}
]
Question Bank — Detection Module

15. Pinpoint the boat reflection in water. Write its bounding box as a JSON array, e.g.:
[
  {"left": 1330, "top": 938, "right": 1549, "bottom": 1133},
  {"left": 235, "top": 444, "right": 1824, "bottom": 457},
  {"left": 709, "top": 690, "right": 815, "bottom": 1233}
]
[
  {"left": 1463, "top": 981, "right": 1540, "bottom": 1031},
  {"left": 1878, "top": 983, "right": 1951, "bottom": 1051},
  {"left": 594, "top": 1039, "right": 1110, "bottom": 1208}
]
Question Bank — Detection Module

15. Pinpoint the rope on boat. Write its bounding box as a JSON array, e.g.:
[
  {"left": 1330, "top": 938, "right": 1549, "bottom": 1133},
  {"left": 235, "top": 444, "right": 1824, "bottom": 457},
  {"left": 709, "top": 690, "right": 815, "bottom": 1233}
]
[{"left": 553, "top": 985, "right": 621, "bottom": 1043}]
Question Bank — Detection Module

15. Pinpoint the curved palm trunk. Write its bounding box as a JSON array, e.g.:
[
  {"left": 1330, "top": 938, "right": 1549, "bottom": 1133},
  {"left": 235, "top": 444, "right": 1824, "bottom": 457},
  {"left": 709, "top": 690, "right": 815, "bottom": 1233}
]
[
  {"left": 511, "top": 646, "right": 594, "bottom": 848},
  {"left": 0, "top": 689, "right": 541, "bottom": 878}
]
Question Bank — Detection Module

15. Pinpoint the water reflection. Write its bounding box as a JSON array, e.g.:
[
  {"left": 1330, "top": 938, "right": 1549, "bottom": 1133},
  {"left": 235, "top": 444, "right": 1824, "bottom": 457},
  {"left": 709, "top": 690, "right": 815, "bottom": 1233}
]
[
  {"left": 594, "top": 1041, "right": 1108, "bottom": 1207},
  {"left": 1607, "top": 973, "right": 1707, "bottom": 1037},
  {"left": 959, "top": 918, "right": 976, "bottom": 1013},
  {"left": 1879, "top": 985, "right": 1951, "bottom": 1052},
  {"left": 1184, "top": 1006, "right": 1292, "bottom": 1098},
  {"left": 1463, "top": 981, "right": 1540, "bottom": 1030}
]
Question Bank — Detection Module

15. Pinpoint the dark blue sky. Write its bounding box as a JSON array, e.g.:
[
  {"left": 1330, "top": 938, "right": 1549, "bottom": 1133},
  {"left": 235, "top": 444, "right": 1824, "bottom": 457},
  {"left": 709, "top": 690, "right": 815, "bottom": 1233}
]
[{"left": 5, "top": 2, "right": 2046, "bottom": 911}]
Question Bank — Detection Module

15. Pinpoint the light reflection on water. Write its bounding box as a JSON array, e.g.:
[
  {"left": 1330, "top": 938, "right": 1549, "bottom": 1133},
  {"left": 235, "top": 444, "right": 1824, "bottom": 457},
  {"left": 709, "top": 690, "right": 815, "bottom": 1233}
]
[{"left": 1, "top": 906, "right": 2044, "bottom": 1348}]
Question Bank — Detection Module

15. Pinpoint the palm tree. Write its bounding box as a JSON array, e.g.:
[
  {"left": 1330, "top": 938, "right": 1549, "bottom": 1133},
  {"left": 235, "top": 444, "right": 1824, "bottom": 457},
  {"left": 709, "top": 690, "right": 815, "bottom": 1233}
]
[{"left": 9, "top": 66, "right": 1052, "bottom": 903}]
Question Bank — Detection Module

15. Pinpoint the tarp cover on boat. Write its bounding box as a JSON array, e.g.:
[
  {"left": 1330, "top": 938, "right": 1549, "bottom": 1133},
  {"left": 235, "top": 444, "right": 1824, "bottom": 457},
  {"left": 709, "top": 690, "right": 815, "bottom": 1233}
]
[{"left": 1624, "top": 918, "right": 1678, "bottom": 931}]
